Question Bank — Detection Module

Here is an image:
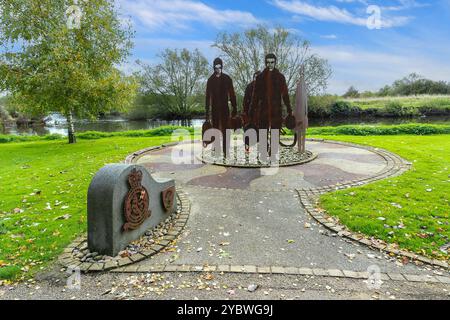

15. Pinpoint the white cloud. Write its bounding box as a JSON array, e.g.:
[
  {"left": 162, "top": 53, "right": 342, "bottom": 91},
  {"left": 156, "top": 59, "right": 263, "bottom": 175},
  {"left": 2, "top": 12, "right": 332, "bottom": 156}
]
[
  {"left": 271, "top": 0, "right": 412, "bottom": 28},
  {"left": 134, "top": 38, "right": 220, "bottom": 60},
  {"left": 118, "top": 0, "right": 261, "bottom": 32},
  {"left": 381, "top": 0, "right": 430, "bottom": 11},
  {"left": 313, "top": 45, "right": 450, "bottom": 94}
]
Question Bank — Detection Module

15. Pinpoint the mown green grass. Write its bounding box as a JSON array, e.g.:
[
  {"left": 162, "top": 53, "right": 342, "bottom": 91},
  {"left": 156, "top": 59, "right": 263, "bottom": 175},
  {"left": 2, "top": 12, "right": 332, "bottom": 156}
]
[
  {"left": 1, "top": 131, "right": 449, "bottom": 281},
  {"left": 0, "top": 136, "right": 174, "bottom": 281},
  {"left": 315, "top": 135, "right": 449, "bottom": 261}
]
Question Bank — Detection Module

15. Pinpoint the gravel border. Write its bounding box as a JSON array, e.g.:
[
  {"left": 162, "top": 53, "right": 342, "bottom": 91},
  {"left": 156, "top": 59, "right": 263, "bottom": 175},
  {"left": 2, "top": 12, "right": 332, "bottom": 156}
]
[{"left": 58, "top": 189, "right": 191, "bottom": 273}]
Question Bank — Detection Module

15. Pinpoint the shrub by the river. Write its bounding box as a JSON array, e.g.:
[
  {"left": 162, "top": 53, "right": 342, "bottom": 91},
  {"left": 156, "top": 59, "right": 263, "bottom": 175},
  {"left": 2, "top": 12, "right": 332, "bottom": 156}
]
[
  {"left": 308, "top": 95, "right": 336, "bottom": 117},
  {"left": 330, "top": 101, "right": 362, "bottom": 117},
  {"left": 307, "top": 123, "right": 450, "bottom": 136},
  {"left": 0, "top": 126, "right": 195, "bottom": 144},
  {"left": 383, "top": 101, "right": 418, "bottom": 117}
]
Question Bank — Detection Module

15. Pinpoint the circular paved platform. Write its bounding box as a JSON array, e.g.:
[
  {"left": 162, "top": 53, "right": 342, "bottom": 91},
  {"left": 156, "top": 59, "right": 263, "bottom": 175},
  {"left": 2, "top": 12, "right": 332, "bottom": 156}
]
[
  {"left": 199, "top": 142, "right": 317, "bottom": 168},
  {"left": 134, "top": 139, "right": 389, "bottom": 192},
  {"left": 120, "top": 139, "right": 447, "bottom": 279}
]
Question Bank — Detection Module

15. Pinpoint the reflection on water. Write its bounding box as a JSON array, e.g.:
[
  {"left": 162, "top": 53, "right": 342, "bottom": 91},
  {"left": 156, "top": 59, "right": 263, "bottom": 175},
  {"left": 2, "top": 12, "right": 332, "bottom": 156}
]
[
  {"left": 2, "top": 113, "right": 450, "bottom": 136},
  {"left": 2, "top": 114, "right": 204, "bottom": 136}
]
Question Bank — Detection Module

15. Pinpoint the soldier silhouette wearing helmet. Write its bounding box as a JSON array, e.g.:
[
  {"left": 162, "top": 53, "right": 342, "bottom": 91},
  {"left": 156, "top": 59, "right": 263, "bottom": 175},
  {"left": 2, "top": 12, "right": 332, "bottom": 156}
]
[{"left": 205, "top": 58, "right": 237, "bottom": 158}]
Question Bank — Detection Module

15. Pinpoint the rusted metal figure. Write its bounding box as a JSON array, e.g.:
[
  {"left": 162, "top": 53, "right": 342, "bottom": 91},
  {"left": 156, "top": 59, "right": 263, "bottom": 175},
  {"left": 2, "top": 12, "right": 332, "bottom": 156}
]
[
  {"left": 249, "top": 54, "right": 293, "bottom": 156},
  {"left": 242, "top": 71, "right": 261, "bottom": 126},
  {"left": 205, "top": 58, "right": 237, "bottom": 157},
  {"left": 242, "top": 71, "right": 261, "bottom": 151},
  {"left": 250, "top": 54, "right": 292, "bottom": 130}
]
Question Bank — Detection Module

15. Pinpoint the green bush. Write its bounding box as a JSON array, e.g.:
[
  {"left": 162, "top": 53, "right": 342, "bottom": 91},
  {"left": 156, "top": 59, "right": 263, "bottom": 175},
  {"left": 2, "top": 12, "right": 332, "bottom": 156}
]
[
  {"left": 383, "top": 101, "right": 418, "bottom": 116},
  {"left": 308, "top": 95, "right": 337, "bottom": 117},
  {"left": 308, "top": 123, "right": 450, "bottom": 136},
  {"left": 330, "top": 101, "right": 361, "bottom": 117},
  {"left": 0, "top": 126, "right": 196, "bottom": 144}
]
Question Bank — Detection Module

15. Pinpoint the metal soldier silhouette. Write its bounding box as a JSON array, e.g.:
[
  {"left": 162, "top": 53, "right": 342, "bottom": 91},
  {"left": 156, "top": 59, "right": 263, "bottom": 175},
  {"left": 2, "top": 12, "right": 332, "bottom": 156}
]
[
  {"left": 205, "top": 58, "right": 237, "bottom": 157},
  {"left": 203, "top": 54, "right": 299, "bottom": 161},
  {"left": 250, "top": 53, "right": 293, "bottom": 157},
  {"left": 242, "top": 71, "right": 261, "bottom": 127}
]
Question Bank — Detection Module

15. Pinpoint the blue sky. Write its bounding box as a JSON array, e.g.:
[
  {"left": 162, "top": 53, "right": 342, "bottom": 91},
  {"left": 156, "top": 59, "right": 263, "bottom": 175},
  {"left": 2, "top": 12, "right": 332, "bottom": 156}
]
[{"left": 117, "top": 0, "right": 450, "bottom": 94}]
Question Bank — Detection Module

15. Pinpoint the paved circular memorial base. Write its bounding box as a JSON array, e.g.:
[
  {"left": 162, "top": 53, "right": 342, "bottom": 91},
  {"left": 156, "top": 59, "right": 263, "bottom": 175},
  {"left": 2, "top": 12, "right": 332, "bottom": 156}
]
[
  {"left": 199, "top": 142, "right": 317, "bottom": 168},
  {"left": 60, "top": 139, "right": 448, "bottom": 282}
]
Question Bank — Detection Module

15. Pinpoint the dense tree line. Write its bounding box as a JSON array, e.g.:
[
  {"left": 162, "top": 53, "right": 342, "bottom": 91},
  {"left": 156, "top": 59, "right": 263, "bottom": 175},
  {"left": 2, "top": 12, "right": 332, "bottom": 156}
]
[{"left": 344, "top": 73, "right": 450, "bottom": 98}]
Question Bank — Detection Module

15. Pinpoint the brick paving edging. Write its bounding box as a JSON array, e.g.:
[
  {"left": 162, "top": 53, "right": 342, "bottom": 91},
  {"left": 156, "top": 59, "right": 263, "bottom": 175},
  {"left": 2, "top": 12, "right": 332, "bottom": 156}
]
[
  {"left": 108, "top": 263, "right": 450, "bottom": 284},
  {"left": 58, "top": 189, "right": 191, "bottom": 273},
  {"left": 296, "top": 139, "right": 449, "bottom": 271}
]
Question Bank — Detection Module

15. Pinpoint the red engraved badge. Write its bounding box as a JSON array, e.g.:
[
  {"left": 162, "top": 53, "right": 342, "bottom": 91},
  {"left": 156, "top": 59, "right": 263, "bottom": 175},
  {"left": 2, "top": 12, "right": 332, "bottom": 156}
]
[
  {"left": 123, "top": 169, "right": 151, "bottom": 231},
  {"left": 161, "top": 186, "right": 176, "bottom": 213}
]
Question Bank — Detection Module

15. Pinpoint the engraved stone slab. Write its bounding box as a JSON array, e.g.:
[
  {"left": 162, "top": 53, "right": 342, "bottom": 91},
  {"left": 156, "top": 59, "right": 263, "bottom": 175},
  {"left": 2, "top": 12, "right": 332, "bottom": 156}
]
[{"left": 87, "top": 164, "right": 176, "bottom": 256}]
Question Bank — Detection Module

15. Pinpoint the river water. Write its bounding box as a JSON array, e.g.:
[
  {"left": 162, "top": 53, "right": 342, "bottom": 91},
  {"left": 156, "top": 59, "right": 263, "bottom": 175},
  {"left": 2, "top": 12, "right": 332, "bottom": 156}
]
[{"left": 1, "top": 113, "right": 449, "bottom": 136}]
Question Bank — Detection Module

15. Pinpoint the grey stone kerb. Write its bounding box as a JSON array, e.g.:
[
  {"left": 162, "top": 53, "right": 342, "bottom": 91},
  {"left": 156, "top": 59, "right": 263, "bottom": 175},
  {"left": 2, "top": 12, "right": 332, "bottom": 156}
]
[{"left": 87, "top": 164, "right": 177, "bottom": 257}]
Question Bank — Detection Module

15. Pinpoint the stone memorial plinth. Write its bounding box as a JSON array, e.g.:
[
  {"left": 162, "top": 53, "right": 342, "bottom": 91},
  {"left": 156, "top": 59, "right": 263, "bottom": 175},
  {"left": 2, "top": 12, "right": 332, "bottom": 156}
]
[{"left": 87, "top": 164, "right": 176, "bottom": 256}]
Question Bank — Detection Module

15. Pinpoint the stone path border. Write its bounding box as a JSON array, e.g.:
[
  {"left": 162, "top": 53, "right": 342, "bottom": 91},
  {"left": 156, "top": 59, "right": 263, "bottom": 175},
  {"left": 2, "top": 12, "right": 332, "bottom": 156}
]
[
  {"left": 124, "top": 142, "right": 180, "bottom": 164},
  {"left": 58, "top": 189, "right": 191, "bottom": 273},
  {"left": 296, "top": 139, "right": 449, "bottom": 271},
  {"left": 109, "top": 264, "right": 450, "bottom": 285}
]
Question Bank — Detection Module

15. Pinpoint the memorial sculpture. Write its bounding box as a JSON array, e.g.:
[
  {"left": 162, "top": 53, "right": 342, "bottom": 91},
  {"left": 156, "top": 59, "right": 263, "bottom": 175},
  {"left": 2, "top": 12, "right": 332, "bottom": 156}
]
[
  {"left": 201, "top": 54, "right": 309, "bottom": 163},
  {"left": 204, "top": 58, "right": 238, "bottom": 157},
  {"left": 242, "top": 71, "right": 261, "bottom": 127},
  {"left": 87, "top": 164, "right": 177, "bottom": 256},
  {"left": 249, "top": 53, "right": 293, "bottom": 158},
  {"left": 242, "top": 71, "right": 261, "bottom": 151}
]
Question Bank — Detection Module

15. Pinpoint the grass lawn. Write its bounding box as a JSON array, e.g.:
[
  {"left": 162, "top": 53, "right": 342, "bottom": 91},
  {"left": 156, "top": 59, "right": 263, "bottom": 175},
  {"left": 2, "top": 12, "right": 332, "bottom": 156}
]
[
  {"left": 0, "top": 130, "right": 449, "bottom": 282},
  {"left": 314, "top": 135, "right": 449, "bottom": 261},
  {"left": 343, "top": 95, "right": 450, "bottom": 111},
  {"left": 0, "top": 136, "right": 173, "bottom": 281}
]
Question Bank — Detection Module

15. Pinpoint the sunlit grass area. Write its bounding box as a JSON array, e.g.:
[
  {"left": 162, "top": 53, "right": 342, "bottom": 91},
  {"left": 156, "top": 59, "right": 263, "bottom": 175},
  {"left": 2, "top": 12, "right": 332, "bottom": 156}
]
[
  {"left": 0, "top": 136, "right": 173, "bottom": 281},
  {"left": 1, "top": 131, "right": 449, "bottom": 281},
  {"left": 315, "top": 135, "right": 449, "bottom": 261}
]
